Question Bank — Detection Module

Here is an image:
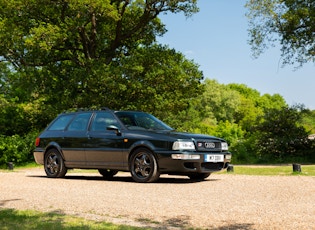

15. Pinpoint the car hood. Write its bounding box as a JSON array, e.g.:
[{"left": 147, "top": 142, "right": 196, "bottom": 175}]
[
  {"left": 125, "top": 129, "right": 226, "bottom": 142},
  {"left": 165, "top": 131, "right": 225, "bottom": 142}
]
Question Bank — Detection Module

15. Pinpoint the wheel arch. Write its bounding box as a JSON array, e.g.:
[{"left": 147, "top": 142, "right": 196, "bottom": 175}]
[
  {"left": 44, "top": 142, "right": 65, "bottom": 160},
  {"left": 128, "top": 141, "right": 159, "bottom": 165}
]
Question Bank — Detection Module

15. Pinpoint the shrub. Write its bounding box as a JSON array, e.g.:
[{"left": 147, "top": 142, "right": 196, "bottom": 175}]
[{"left": 0, "top": 132, "right": 38, "bottom": 168}]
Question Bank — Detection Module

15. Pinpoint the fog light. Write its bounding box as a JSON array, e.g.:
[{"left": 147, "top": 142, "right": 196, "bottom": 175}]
[
  {"left": 171, "top": 154, "right": 200, "bottom": 160},
  {"left": 225, "top": 154, "right": 232, "bottom": 160}
]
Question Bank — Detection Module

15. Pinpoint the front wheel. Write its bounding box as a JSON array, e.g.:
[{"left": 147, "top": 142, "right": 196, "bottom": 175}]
[
  {"left": 44, "top": 149, "right": 67, "bottom": 178},
  {"left": 129, "top": 148, "right": 160, "bottom": 183}
]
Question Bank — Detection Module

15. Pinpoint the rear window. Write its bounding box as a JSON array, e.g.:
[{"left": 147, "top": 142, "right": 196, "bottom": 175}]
[{"left": 48, "top": 114, "right": 74, "bottom": 131}]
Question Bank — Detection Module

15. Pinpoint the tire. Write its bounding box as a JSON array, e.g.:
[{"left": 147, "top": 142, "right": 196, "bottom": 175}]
[
  {"left": 44, "top": 148, "right": 67, "bottom": 178},
  {"left": 98, "top": 169, "right": 118, "bottom": 179},
  {"left": 188, "top": 173, "right": 211, "bottom": 181},
  {"left": 129, "top": 148, "right": 160, "bottom": 183}
]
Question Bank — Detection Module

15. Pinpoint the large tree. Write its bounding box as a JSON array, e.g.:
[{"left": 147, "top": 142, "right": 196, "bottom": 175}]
[
  {"left": 246, "top": 0, "right": 315, "bottom": 66},
  {"left": 0, "top": 0, "right": 198, "bottom": 68},
  {"left": 0, "top": 0, "right": 201, "bottom": 120}
]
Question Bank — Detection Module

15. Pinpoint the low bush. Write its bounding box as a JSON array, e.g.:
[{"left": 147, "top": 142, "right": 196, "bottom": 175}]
[{"left": 0, "top": 132, "right": 38, "bottom": 168}]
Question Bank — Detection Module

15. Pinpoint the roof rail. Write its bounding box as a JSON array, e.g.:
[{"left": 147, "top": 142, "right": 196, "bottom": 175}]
[{"left": 61, "top": 107, "right": 111, "bottom": 113}]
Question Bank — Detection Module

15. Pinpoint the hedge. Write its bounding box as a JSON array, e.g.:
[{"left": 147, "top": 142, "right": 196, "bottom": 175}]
[{"left": 0, "top": 132, "right": 38, "bottom": 168}]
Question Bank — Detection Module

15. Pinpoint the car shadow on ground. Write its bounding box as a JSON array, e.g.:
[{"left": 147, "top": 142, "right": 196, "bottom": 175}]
[
  {"left": 0, "top": 199, "right": 22, "bottom": 207},
  {"left": 28, "top": 174, "right": 220, "bottom": 184}
]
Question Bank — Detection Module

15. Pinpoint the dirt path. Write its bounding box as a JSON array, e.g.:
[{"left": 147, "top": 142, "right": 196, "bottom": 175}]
[{"left": 0, "top": 168, "right": 314, "bottom": 229}]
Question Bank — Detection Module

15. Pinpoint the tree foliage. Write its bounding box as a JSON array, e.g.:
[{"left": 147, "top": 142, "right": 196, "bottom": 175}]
[
  {"left": 0, "top": 0, "right": 201, "bottom": 123},
  {"left": 246, "top": 0, "right": 315, "bottom": 66},
  {"left": 0, "top": 132, "right": 37, "bottom": 167},
  {"left": 228, "top": 83, "right": 286, "bottom": 132},
  {"left": 199, "top": 79, "right": 241, "bottom": 123},
  {"left": 301, "top": 109, "right": 315, "bottom": 134},
  {"left": 253, "top": 105, "right": 314, "bottom": 162},
  {"left": 0, "top": 0, "right": 198, "bottom": 68},
  {"left": 108, "top": 44, "right": 203, "bottom": 113},
  {"left": 0, "top": 1, "right": 314, "bottom": 166}
]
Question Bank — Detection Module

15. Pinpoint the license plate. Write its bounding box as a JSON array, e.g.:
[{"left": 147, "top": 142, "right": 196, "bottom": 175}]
[{"left": 204, "top": 155, "right": 224, "bottom": 162}]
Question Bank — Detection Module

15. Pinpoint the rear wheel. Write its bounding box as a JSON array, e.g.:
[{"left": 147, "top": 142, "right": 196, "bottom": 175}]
[
  {"left": 98, "top": 169, "right": 118, "bottom": 179},
  {"left": 129, "top": 148, "right": 160, "bottom": 183},
  {"left": 44, "top": 149, "right": 67, "bottom": 178},
  {"left": 188, "top": 173, "right": 211, "bottom": 181}
]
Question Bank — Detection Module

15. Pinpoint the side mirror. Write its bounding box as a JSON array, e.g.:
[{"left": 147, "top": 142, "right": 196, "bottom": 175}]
[{"left": 107, "top": 125, "right": 121, "bottom": 136}]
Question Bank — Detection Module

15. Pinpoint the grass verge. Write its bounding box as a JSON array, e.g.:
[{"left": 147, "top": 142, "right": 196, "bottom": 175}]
[
  {"left": 2, "top": 163, "right": 315, "bottom": 176},
  {"left": 0, "top": 209, "right": 147, "bottom": 230},
  {"left": 220, "top": 164, "right": 315, "bottom": 176}
]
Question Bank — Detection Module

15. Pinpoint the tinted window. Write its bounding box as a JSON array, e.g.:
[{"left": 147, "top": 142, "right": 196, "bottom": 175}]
[
  {"left": 115, "top": 112, "right": 173, "bottom": 130},
  {"left": 48, "top": 114, "right": 74, "bottom": 131},
  {"left": 91, "top": 112, "right": 120, "bottom": 131},
  {"left": 68, "top": 113, "right": 92, "bottom": 131}
]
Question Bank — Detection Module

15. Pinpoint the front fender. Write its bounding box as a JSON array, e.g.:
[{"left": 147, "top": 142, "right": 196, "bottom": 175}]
[{"left": 128, "top": 140, "right": 156, "bottom": 154}]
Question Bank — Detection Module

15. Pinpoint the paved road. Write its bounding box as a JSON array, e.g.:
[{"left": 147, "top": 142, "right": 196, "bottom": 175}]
[{"left": 1, "top": 168, "right": 314, "bottom": 229}]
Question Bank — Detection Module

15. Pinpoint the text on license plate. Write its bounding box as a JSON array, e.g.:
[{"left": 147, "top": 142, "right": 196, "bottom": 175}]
[{"left": 204, "top": 155, "right": 224, "bottom": 162}]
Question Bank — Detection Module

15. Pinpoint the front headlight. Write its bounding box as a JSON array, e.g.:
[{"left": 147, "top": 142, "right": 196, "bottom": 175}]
[
  {"left": 221, "top": 142, "right": 228, "bottom": 150},
  {"left": 172, "top": 141, "right": 195, "bottom": 150}
]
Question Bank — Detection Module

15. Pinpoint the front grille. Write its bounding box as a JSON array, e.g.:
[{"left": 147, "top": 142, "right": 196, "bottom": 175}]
[{"left": 196, "top": 140, "right": 222, "bottom": 152}]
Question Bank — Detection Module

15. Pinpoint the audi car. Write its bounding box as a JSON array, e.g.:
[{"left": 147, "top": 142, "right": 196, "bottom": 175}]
[{"left": 34, "top": 108, "right": 232, "bottom": 182}]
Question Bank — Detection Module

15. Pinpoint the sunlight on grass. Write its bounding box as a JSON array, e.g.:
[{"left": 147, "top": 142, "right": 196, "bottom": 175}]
[
  {"left": 2, "top": 164, "right": 315, "bottom": 176},
  {"left": 0, "top": 209, "right": 146, "bottom": 230},
  {"left": 221, "top": 165, "right": 315, "bottom": 176}
]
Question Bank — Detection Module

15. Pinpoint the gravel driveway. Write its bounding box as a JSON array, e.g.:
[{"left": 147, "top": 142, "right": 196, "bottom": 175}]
[{"left": 0, "top": 168, "right": 314, "bottom": 229}]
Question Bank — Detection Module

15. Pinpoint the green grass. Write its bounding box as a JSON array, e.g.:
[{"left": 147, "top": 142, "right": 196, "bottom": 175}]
[
  {"left": 2, "top": 163, "right": 315, "bottom": 176},
  {"left": 67, "top": 165, "right": 315, "bottom": 176},
  {"left": 221, "top": 164, "right": 315, "bottom": 176},
  {"left": 0, "top": 162, "right": 41, "bottom": 170},
  {"left": 0, "top": 209, "right": 147, "bottom": 230}
]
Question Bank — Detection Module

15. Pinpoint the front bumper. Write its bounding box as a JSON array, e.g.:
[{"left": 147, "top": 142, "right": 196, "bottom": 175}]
[{"left": 157, "top": 151, "right": 232, "bottom": 173}]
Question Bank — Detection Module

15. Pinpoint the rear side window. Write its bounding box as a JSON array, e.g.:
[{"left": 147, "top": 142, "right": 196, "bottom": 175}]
[
  {"left": 48, "top": 114, "right": 74, "bottom": 131},
  {"left": 68, "top": 113, "right": 92, "bottom": 131}
]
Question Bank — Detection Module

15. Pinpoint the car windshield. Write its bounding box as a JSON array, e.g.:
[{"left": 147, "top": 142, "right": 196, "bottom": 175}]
[{"left": 115, "top": 111, "right": 173, "bottom": 131}]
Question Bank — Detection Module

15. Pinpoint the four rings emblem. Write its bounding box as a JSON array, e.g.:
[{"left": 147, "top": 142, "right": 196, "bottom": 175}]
[{"left": 205, "top": 142, "right": 216, "bottom": 148}]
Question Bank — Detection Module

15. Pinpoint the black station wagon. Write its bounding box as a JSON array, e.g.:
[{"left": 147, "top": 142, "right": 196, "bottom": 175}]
[{"left": 34, "top": 108, "right": 232, "bottom": 182}]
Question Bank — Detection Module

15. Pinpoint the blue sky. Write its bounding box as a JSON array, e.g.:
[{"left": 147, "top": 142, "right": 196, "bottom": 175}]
[{"left": 157, "top": 0, "right": 315, "bottom": 110}]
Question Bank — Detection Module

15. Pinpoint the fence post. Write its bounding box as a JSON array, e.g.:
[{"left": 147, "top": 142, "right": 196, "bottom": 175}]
[
  {"left": 227, "top": 164, "right": 234, "bottom": 173},
  {"left": 292, "top": 163, "right": 301, "bottom": 173},
  {"left": 7, "top": 162, "right": 14, "bottom": 170}
]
